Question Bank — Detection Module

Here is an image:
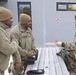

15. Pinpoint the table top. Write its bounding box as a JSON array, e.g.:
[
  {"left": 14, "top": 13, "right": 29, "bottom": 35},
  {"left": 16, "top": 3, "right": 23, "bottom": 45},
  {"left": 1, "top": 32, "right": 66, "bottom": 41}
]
[{"left": 25, "top": 47, "right": 70, "bottom": 75}]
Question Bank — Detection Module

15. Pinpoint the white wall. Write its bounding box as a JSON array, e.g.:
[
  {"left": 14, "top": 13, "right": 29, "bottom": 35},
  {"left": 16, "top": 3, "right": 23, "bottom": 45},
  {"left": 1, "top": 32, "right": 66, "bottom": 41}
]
[{"left": 45, "top": 0, "right": 76, "bottom": 43}]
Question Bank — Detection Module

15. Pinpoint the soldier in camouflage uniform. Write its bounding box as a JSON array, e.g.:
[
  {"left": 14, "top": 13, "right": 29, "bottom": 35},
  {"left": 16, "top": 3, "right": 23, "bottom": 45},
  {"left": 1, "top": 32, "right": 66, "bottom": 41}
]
[{"left": 55, "top": 40, "right": 76, "bottom": 75}]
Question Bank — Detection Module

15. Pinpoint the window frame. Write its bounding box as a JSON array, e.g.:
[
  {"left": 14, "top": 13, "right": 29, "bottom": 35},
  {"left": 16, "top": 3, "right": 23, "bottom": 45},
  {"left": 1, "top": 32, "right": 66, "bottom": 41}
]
[{"left": 56, "top": 2, "right": 76, "bottom": 11}]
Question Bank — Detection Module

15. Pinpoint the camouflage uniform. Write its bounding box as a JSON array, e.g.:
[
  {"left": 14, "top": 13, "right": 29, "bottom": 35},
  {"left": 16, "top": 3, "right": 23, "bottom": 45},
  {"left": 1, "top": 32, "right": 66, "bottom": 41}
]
[
  {"left": 57, "top": 41, "right": 76, "bottom": 75},
  {"left": 62, "top": 42, "right": 76, "bottom": 60}
]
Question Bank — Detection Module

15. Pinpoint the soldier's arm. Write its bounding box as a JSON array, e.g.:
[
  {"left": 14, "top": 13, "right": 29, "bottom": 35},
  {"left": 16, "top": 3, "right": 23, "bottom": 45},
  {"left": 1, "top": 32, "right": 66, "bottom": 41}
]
[
  {"left": 61, "top": 42, "right": 76, "bottom": 50},
  {"left": 12, "top": 50, "right": 21, "bottom": 63},
  {"left": 29, "top": 28, "right": 36, "bottom": 50},
  {"left": 12, "top": 50, "right": 21, "bottom": 70},
  {"left": 0, "top": 30, "right": 18, "bottom": 56}
]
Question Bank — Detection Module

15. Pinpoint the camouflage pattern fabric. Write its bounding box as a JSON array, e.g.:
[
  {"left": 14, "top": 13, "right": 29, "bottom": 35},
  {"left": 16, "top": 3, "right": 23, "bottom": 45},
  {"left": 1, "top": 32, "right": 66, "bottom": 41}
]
[
  {"left": 63, "top": 42, "right": 76, "bottom": 59},
  {"left": 56, "top": 48, "right": 76, "bottom": 71}
]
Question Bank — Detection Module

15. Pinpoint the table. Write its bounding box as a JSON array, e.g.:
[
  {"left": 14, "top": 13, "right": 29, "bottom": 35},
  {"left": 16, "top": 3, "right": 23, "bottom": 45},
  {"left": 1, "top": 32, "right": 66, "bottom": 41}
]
[{"left": 24, "top": 47, "right": 69, "bottom": 75}]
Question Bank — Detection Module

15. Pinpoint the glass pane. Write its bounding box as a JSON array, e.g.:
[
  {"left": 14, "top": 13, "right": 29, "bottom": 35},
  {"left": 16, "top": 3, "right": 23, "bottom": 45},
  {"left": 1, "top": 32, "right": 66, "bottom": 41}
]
[{"left": 68, "top": 4, "right": 76, "bottom": 10}]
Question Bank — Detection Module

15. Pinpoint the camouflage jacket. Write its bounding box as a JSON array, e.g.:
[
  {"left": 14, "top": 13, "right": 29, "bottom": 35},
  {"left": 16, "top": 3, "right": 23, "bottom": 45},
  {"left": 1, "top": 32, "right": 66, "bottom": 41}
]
[{"left": 62, "top": 41, "right": 76, "bottom": 59}]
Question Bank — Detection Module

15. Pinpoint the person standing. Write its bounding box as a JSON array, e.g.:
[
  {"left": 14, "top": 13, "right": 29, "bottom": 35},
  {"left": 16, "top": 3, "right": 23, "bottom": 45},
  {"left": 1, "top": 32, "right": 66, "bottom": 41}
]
[
  {"left": 10, "top": 13, "right": 37, "bottom": 75},
  {"left": 0, "top": 6, "right": 21, "bottom": 75}
]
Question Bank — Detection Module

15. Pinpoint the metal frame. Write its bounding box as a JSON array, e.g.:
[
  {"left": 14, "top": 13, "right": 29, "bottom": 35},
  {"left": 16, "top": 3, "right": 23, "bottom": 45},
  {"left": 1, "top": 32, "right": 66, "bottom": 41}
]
[{"left": 56, "top": 2, "right": 76, "bottom": 11}]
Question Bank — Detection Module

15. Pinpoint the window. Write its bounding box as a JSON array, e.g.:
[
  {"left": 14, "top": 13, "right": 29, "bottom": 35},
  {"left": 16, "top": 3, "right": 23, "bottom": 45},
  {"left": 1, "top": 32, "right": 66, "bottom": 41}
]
[
  {"left": 17, "top": 2, "right": 32, "bottom": 29},
  {"left": 68, "top": 3, "right": 76, "bottom": 11},
  {"left": 56, "top": 2, "right": 68, "bottom": 11},
  {"left": 56, "top": 2, "right": 76, "bottom": 11}
]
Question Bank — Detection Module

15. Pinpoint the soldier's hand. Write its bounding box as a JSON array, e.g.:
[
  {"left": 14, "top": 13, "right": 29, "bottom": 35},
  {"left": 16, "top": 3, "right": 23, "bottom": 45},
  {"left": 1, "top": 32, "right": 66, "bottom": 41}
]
[
  {"left": 55, "top": 40, "right": 62, "bottom": 47},
  {"left": 14, "top": 62, "right": 21, "bottom": 70},
  {"left": 26, "top": 50, "right": 36, "bottom": 57},
  {"left": 10, "top": 34, "right": 15, "bottom": 40},
  {"left": 32, "top": 48, "right": 37, "bottom": 52}
]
